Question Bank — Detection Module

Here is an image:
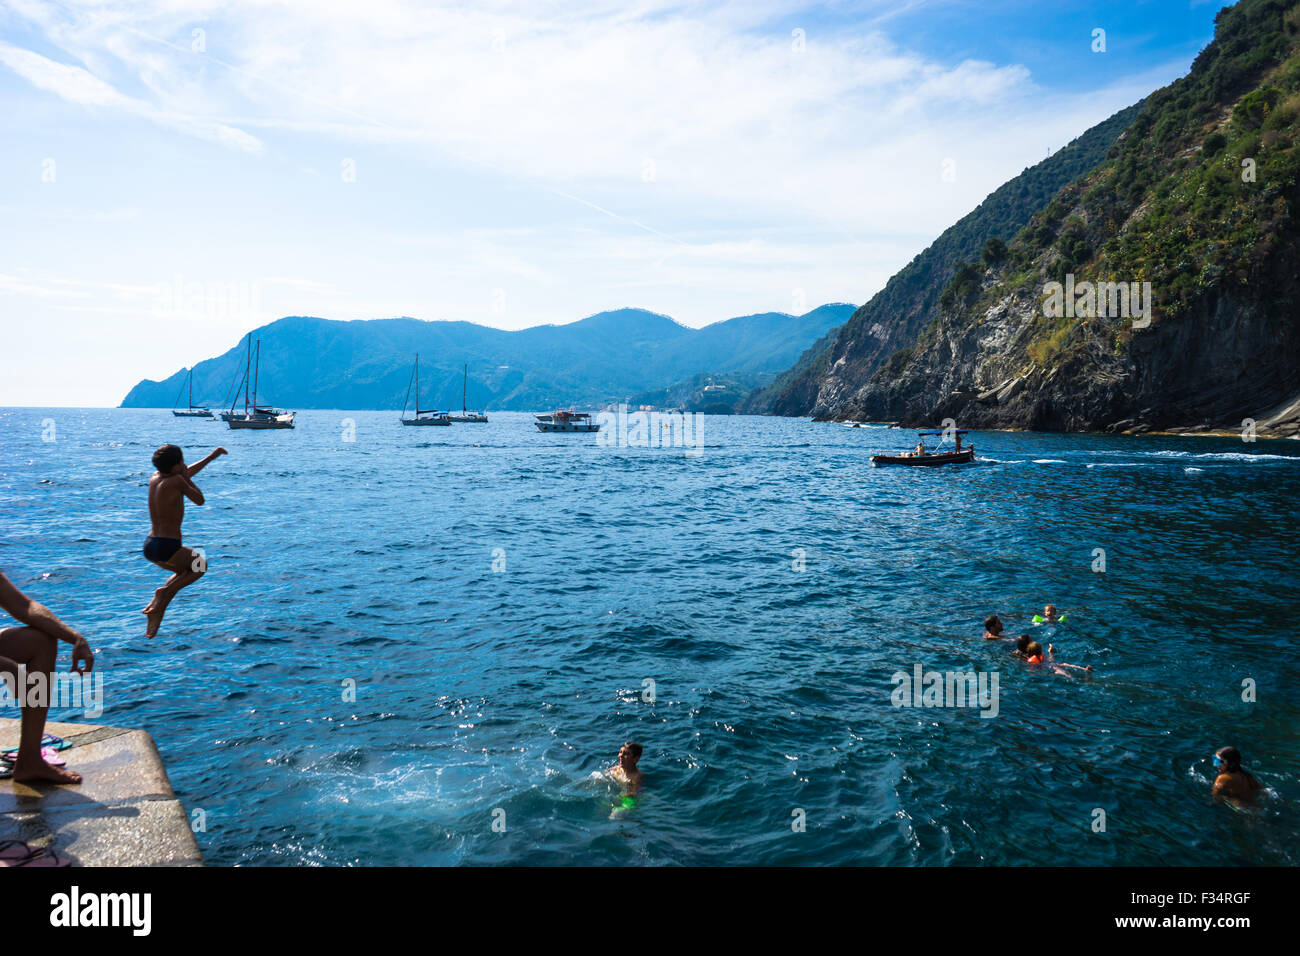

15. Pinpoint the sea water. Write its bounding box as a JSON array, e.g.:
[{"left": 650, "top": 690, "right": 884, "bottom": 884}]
[{"left": 0, "top": 408, "right": 1296, "bottom": 865}]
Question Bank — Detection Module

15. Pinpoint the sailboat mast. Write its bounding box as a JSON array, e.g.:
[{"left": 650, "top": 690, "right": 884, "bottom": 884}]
[
  {"left": 463, "top": 362, "right": 468, "bottom": 414},
  {"left": 253, "top": 341, "right": 260, "bottom": 410},
  {"left": 402, "top": 361, "right": 414, "bottom": 418},
  {"left": 244, "top": 334, "right": 251, "bottom": 413},
  {"left": 188, "top": 368, "right": 193, "bottom": 409},
  {"left": 416, "top": 354, "right": 420, "bottom": 413}
]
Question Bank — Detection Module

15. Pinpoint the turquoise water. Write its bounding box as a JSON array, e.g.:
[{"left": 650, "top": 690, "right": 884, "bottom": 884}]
[{"left": 1, "top": 408, "right": 1297, "bottom": 866}]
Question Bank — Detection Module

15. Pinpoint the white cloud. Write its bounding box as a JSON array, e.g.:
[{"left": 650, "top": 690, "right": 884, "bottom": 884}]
[
  {"left": 0, "top": 39, "right": 263, "bottom": 153},
  {"left": 0, "top": 0, "right": 1138, "bottom": 228}
]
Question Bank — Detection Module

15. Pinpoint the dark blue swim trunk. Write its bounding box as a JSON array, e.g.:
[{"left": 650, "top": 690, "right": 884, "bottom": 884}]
[{"left": 143, "top": 536, "right": 183, "bottom": 564}]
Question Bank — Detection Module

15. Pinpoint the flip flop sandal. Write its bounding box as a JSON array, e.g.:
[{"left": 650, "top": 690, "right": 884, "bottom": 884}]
[
  {"left": 0, "top": 747, "right": 66, "bottom": 767},
  {"left": 0, "top": 841, "right": 44, "bottom": 866},
  {"left": 0, "top": 842, "right": 69, "bottom": 866},
  {"left": 13, "top": 846, "right": 72, "bottom": 867},
  {"left": 2, "top": 732, "right": 68, "bottom": 757}
]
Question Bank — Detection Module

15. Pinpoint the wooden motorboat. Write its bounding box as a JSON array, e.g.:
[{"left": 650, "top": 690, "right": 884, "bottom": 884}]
[
  {"left": 870, "top": 429, "right": 974, "bottom": 466},
  {"left": 870, "top": 447, "right": 975, "bottom": 466}
]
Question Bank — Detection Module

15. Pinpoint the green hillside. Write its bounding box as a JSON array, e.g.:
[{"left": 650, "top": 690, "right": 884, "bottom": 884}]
[
  {"left": 845, "top": 0, "right": 1300, "bottom": 436},
  {"left": 740, "top": 102, "right": 1144, "bottom": 416}
]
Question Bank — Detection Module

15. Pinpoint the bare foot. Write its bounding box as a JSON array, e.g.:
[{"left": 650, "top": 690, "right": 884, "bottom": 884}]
[
  {"left": 145, "top": 607, "right": 164, "bottom": 638},
  {"left": 143, "top": 587, "right": 165, "bottom": 616},
  {"left": 11, "top": 759, "right": 82, "bottom": 785}
]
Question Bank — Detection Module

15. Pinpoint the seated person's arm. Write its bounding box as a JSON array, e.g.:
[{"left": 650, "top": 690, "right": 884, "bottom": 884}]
[{"left": 0, "top": 571, "right": 86, "bottom": 647}]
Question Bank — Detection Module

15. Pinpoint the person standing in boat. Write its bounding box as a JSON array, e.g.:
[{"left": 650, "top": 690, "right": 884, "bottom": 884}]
[{"left": 142, "top": 444, "right": 226, "bottom": 639}]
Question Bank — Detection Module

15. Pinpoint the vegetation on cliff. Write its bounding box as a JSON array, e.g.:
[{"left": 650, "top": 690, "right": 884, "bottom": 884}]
[
  {"left": 825, "top": 0, "right": 1300, "bottom": 436},
  {"left": 741, "top": 102, "right": 1143, "bottom": 416}
]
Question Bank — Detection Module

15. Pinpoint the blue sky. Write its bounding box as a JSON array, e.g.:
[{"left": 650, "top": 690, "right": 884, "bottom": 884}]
[{"left": 1, "top": 0, "right": 1230, "bottom": 406}]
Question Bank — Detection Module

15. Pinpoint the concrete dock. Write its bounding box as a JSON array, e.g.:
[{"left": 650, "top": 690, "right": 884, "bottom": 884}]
[{"left": 0, "top": 718, "right": 202, "bottom": 866}]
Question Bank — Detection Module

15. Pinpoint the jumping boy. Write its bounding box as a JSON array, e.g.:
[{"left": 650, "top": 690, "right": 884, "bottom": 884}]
[{"left": 143, "top": 444, "right": 226, "bottom": 638}]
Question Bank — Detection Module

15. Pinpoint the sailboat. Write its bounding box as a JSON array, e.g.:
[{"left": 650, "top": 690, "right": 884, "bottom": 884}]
[
  {"left": 400, "top": 354, "right": 451, "bottom": 426},
  {"left": 171, "top": 367, "right": 213, "bottom": 417},
  {"left": 218, "top": 335, "right": 249, "bottom": 422},
  {"left": 448, "top": 363, "right": 488, "bottom": 423},
  {"left": 227, "top": 337, "right": 296, "bottom": 429}
]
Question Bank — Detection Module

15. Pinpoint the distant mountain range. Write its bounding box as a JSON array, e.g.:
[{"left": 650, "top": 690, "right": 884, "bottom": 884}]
[{"left": 120, "top": 304, "right": 856, "bottom": 411}]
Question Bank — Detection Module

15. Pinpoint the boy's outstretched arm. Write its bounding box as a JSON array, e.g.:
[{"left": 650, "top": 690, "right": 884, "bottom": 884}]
[{"left": 184, "top": 446, "right": 227, "bottom": 478}]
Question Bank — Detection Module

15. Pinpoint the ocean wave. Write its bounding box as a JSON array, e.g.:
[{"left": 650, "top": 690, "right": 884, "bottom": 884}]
[{"left": 1143, "top": 450, "right": 1299, "bottom": 462}]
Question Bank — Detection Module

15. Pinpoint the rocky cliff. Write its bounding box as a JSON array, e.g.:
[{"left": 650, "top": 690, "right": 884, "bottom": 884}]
[
  {"left": 739, "top": 104, "right": 1143, "bottom": 416},
  {"left": 834, "top": 0, "right": 1300, "bottom": 438}
]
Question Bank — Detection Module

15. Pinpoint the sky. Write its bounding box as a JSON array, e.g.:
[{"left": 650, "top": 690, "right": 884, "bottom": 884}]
[{"left": 0, "top": 0, "right": 1232, "bottom": 407}]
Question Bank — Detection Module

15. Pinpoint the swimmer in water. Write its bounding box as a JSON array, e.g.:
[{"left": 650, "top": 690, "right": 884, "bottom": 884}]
[
  {"left": 983, "top": 615, "right": 1005, "bottom": 640},
  {"left": 1040, "top": 604, "right": 1061, "bottom": 623},
  {"left": 1211, "top": 746, "right": 1265, "bottom": 807},
  {"left": 1012, "top": 634, "right": 1032, "bottom": 659},
  {"left": 608, "top": 741, "right": 644, "bottom": 797},
  {"left": 1045, "top": 642, "right": 1092, "bottom": 675},
  {"left": 1024, "top": 640, "right": 1091, "bottom": 674},
  {"left": 142, "top": 444, "right": 226, "bottom": 638}
]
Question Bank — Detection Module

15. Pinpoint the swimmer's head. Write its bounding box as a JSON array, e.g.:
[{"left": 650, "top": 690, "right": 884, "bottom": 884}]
[
  {"left": 152, "top": 444, "right": 184, "bottom": 474},
  {"left": 619, "top": 741, "right": 643, "bottom": 768},
  {"left": 1016, "top": 634, "right": 1032, "bottom": 653},
  {"left": 1025, "top": 640, "right": 1043, "bottom": 659},
  {"left": 984, "top": 615, "right": 1003, "bottom": 635},
  {"left": 1043, "top": 604, "right": 1058, "bottom": 618},
  {"left": 1215, "top": 746, "right": 1243, "bottom": 773}
]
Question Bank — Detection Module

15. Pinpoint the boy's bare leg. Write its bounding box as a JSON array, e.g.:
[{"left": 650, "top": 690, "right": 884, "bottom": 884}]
[
  {"left": 143, "top": 547, "right": 206, "bottom": 638},
  {"left": 0, "top": 626, "right": 81, "bottom": 785}
]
